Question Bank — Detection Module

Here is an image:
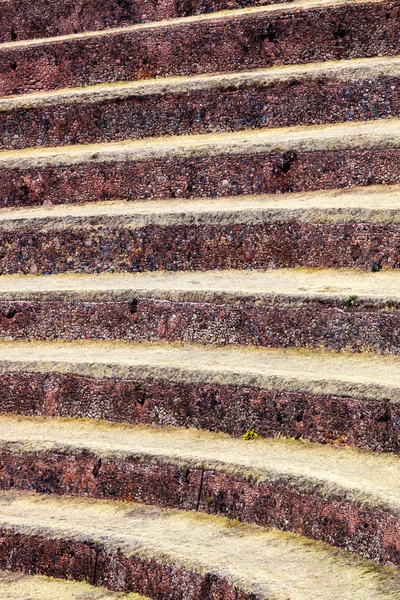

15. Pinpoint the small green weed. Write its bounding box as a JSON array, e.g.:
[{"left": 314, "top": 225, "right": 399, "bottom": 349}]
[
  {"left": 345, "top": 294, "right": 358, "bottom": 309},
  {"left": 243, "top": 429, "right": 259, "bottom": 440},
  {"left": 371, "top": 262, "right": 381, "bottom": 273}
]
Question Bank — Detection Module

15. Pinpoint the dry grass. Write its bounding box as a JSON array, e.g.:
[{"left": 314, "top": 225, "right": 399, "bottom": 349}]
[
  {"left": 0, "top": 339, "right": 399, "bottom": 403},
  {"left": 0, "top": 0, "right": 381, "bottom": 51},
  {"left": 0, "top": 570, "right": 149, "bottom": 599},
  {"left": 0, "top": 266, "right": 399, "bottom": 306},
  {"left": 0, "top": 184, "right": 400, "bottom": 230},
  {"left": 3, "top": 414, "right": 400, "bottom": 513},
  {"left": 1, "top": 55, "right": 399, "bottom": 111},
  {"left": 0, "top": 117, "right": 399, "bottom": 170},
  {"left": 1, "top": 492, "right": 400, "bottom": 600}
]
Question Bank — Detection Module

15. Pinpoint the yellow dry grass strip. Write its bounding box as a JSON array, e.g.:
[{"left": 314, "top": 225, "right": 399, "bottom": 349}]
[
  {"left": 0, "top": 266, "right": 399, "bottom": 303},
  {"left": 0, "top": 339, "right": 399, "bottom": 403},
  {"left": 0, "top": 0, "right": 382, "bottom": 51},
  {"left": 0, "top": 118, "right": 399, "bottom": 169},
  {"left": 3, "top": 414, "right": 400, "bottom": 513},
  {"left": 1, "top": 54, "right": 400, "bottom": 111},
  {"left": 0, "top": 570, "right": 148, "bottom": 600},
  {"left": 1, "top": 492, "right": 400, "bottom": 600},
  {"left": 1, "top": 184, "right": 400, "bottom": 230}
]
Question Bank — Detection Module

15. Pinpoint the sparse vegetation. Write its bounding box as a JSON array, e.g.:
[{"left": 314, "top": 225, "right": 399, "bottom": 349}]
[
  {"left": 243, "top": 429, "right": 259, "bottom": 440},
  {"left": 345, "top": 294, "right": 358, "bottom": 309},
  {"left": 371, "top": 262, "right": 381, "bottom": 273}
]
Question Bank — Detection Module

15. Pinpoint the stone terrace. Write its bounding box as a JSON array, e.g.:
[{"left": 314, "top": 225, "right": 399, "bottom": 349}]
[{"left": 1, "top": 0, "right": 400, "bottom": 598}]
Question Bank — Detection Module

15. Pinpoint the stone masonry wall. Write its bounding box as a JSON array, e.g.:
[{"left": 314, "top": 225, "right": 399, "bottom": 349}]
[
  {"left": 0, "top": 532, "right": 257, "bottom": 599},
  {"left": 0, "top": 222, "right": 399, "bottom": 274},
  {"left": 2, "top": 75, "right": 400, "bottom": 150},
  {"left": 0, "top": 0, "right": 274, "bottom": 44},
  {"left": 1, "top": 3, "right": 400, "bottom": 96},
  {"left": 0, "top": 451, "right": 399, "bottom": 565},
  {"left": 1, "top": 297, "right": 400, "bottom": 355},
  {"left": 0, "top": 371, "right": 398, "bottom": 452},
  {"left": 1, "top": 149, "right": 400, "bottom": 207}
]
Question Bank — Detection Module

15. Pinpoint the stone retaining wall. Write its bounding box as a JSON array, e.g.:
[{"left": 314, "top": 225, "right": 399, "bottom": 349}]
[
  {"left": 0, "top": 370, "right": 398, "bottom": 451},
  {"left": 1, "top": 451, "right": 399, "bottom": 565},
  {"left": 1, "top": 2, "right": 400, "bottom": 96}
]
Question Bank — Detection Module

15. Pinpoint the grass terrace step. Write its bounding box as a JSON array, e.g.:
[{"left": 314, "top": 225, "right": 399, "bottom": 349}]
[
  {"left": 2, "top": 415, "right": 400, "bottom": 563},
  {"left": 1, "top": 185, "right": 400, "bottom": 273},
  {"left": 0, "top": 340, "right": 400, "bottom": 450},
  {"left": 3, "top": 56, "right": 400, "bottom": 150},
  {"left": 0, "top": 570, "right": 148, "bottom": 599},
  {"left": 0, "top": 0, "right": 289, "bottom": 45},
  {"left": 1, "top": 492, "right": 400, "bottom": 599},
  {"left": 3, "top": 268, "right": 400, "bottom": 354},
  {"left": 2, "top": 119, "right": 400, "bottom": 206},
  {"left": 0, "top": 0, "right": 398, "bottom": 97}
]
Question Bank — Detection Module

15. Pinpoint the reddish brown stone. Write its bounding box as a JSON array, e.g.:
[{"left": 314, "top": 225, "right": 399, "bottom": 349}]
[
  {"left": 1, "top": 221, "right": 400, "bottom": 274},
  {"left": 199, "top": 473, "right": 400, "bottom": 566},
  {"left": 2, "top": 75, "right": 400, "bottom": 151},
  {"left": 0, "top": 451, "right": 202, "bottom": 508},
  {"left": 2, "top": 296, "right": 400, "bottom": 356},
  {"left": 0, "top": 370, "right": 398, "bottom": 453},
  {"left": 0, "top": 531, "right": 257, "bottom": 599},
  {"left": 1, "top": 148, "right": 400, "bottom": 208},
  {"left": 1, "top": 2, "right": 400, "bottom": 97},
  {"left": 0, "top": 533, "right": 98, "bottom": 582},
  {"left": 0, "top": 0, "right": 273, "bottom": 44},
  {"left": 1, "top": 450, "right": 400, "bottom": 566}
]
